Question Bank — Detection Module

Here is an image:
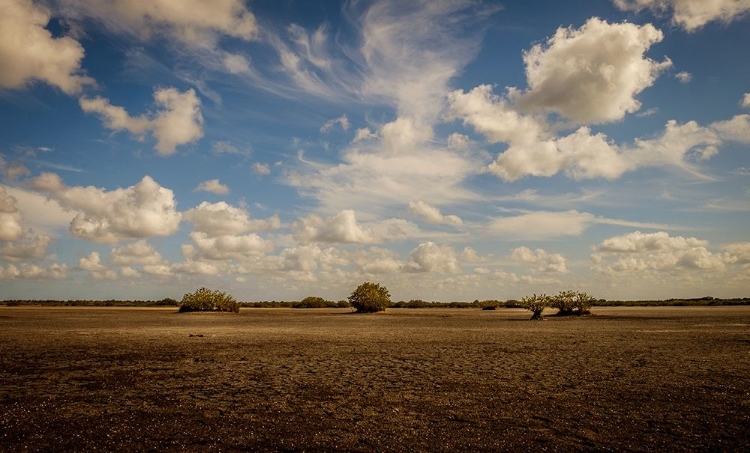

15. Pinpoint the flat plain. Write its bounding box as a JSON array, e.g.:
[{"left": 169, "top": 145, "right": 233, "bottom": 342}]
[{"left": 1, "top": 306, "right": 749, "bottom": 452}]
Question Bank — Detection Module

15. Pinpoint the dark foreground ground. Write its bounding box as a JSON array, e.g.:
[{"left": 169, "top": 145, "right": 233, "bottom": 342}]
[{"left": 1, "top": 307, "right": 749, "bottom": 452}]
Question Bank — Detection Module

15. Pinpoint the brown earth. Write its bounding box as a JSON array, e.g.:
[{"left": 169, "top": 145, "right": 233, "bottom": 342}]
[{"left": 1, "top": 306, "right": 749, "bottom": 452}]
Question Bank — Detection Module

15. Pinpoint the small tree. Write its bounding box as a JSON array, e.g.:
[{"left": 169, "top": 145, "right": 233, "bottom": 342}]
[
  {"left": 348, "top": 282, "right": 390, "bottom": 313},
  {"left": 521, "top": 293, "right": 550, "bottom": 320},
  {"left": 574, "top": 291, "right": 594, "bottom": 315},
  {"left": 179, "top": 287, "right": 240, "bottom": 313},
  {"left": 551, "top": 290, "right": 577, "bottom": 316}
]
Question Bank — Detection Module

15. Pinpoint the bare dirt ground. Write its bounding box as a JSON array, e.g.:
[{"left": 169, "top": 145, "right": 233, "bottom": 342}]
[{"left": 1, "top": 306, "right": 749, "bottom": 452}]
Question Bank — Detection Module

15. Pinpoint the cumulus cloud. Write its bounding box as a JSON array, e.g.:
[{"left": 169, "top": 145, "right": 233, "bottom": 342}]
[
  {"left": 408, "top": 201, "right": 462, "bottom": 226},
  {"left": 320, "top": 114, "right": 350, "bottom": 133},
  {"left": 32, "top": 173, "right": 181, "bottom": 243},
  {"left": 675, "top": 71, "right": 692, "bottom": 83},
  {"left": 352, "top": 247, "right": 402, "bottom": 274},
  {"left": 406, "top": 242, "right": 460, "bottom": 273},
  {"left": 293, "top": 210, "right": 418, "bottom": 244},
  {"left": 183, "top": 201, "right": 280, "bottom": 237},
  {"left": 514, "top": 18, "right": 671, "bottom": 124},
  {"left": 0, "top": 0, "right": 94, "bottom": 94},
  {"left": 0, "top": 233, "right": 51, "bottom": 262},
  {"left": 79, "top": 88, "right": 204, "bottom": 155},
  {"left": 0, "top": 263, "right": 67, "bottom": 280},
  {"left": 742, "top": 93, "right": 750, "bottom": 109},
  {"left": 0, "top": 186, "right": 24, "bottom": 241},
  {"left": 446, "top": 85, "right": 546, "bottom": 146},
  {"left": 79, "top": 251, "right": 106, "bottom": 271},
  {"left": 592, "top": 231, "right": 728, "bottom": 275},
  {"left": 56, "top": 0, "right": 259, "bottom": 49},
  {"left": 194, "top": 179, "right": 229, "bottom": 195},
  {"left": 614, "top": 0, "right": 750, "bottom": 31},
  {"left": 188, "top": 231, "right": 273, "bottom": 260},
  {"left": 510, "top": 247, "right": 568, "bottom": 274},
  {"left": 453, "top": 86, "right": 721, "bottom": 180},
  {"left": 110, "top": 240, "right": 166, "bottom": 266},
  {"left": 711, "top": 115, "right": 750, "bottom": 144}
]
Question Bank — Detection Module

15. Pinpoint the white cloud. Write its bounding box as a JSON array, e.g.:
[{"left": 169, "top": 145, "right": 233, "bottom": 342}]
[
  {"left": 189, "top": 231, "right": 273, "bottom": 260},
  {"left": 489, "top": 211, "right": 594, "bottom": 240},
  {"left": 0, "top": 233, "right": 50, "bottom": 262},
  {"left": 56, "top": 0, "right": 259, "bottom": 49},
  {"left": 212, "top": 141, "right": 242, "bottom": 155},
  {"left": 183, "top": 201, "right": 280, "bottom": 237},
  {"left": 287, "top": 144, "right": 479, "bottom": 214},
  {"left": 447, "top": 133, "right": 470, "bottom": 149},
  {"left": 120, "top": 266, "right": 142, "bottom": 278},
  {"left": 79, "top": 251, "right": 106, "bottom": 271},
  {"left": 355, "top": 1, "right": 492, "bottom": 122},
  {"left": 675, "top": 71, "right": 692, "bottom": 83},
  {"left": 742, "top": 93, "right": 750, "bottom": 109},
  {"left": 379, "top": 117, "right": 433, "bottom": 153},
  {"left": 111, "top": 240, "right": 166, "bottom": 266},
  {"left": 0, "top": 186, "right": 24, "bottom": 241},
  {"left": 0, "top": 0, "right": 94, "bottom": 94},
  {"left": 172, "top": 259, "right": 223, "bottom": 276},
  {"left": 447, "top": 85, "right": 546, "bottom": 146},
  {"left": 514, "top": 18, "right": 671, "bottom": 124},
  {"left": 195, "top": 179, "right": 229, "bottom": 195},
  {"left": 0, "top": 263, "right": 67, "bottom": 280},
  {"left": 408, "top": 200, "right": 463, "bottom": 226},
  {"left": 352, "top": 247, "right": 402, "bottom": 274},
  {"left": 79, "top": 88, "right": 204, "bottom": 155},
  {"left": 32, "top": 173, "right": 181, "bottom": 243},
  {"left": 293, "top": 210, "right": 377, "bottom": 244},
  {"left": 353, "top": 128, "right": 376, "bottom": 142},
  {"left": 320, "top": 114, "right": 350, "bottom": 133},
  {"left": 292, "top": 210, "right": 418, "bottom": 245},
  {"left": 510, "top": 246, "right": 568, "bottom": 274},
  {"left": 592, "top": 231, "right": 728, "bottom": 275},
  {"left": 0, "top": 160, "right": 30, "bottom": 182},
  {"left": 711, "top": 114, "right": 750, "bottom": 144},
  {"left": 223, "top": 53, "right": 252, "bottom": 74},
  {"left": 724, "top": 242, "right": 750, "bottom": 265},
  {"left": 406, "top": 242, "right": 460, "bottom": 273},
  {"left": 614, "top": 0, "right": 750, "bottom": 31},
  {"left": 253, "top": 163, "right": 271, "bottom": 176}
]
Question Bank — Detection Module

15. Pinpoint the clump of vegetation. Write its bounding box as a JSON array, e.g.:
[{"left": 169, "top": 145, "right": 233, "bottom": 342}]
[
  {"left": 550, "top": 290, "right": 594, "bottom": 316},
  {"left": 348, "top": 282, "right": 390, "bottom": 313},
  {"left": 521, "top": 294, "right": 550, "bottom": 320},
  {"left": 178, "top": 288, "right": 240, "bottom": 313},
  {"left": 480, "top": 300, "right": 500, "bottom": 310},
  {"left": 294, "top": 296, "right": 338, "bottom": 308}
]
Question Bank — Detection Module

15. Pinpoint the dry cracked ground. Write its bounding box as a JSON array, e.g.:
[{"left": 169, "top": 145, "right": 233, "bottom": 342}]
[{"left": 1, "top": 306, "right": 749, "bottom": 452}]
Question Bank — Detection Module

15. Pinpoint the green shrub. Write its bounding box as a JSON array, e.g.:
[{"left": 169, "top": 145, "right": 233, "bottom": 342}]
[
  {"left": 348, "top": 282, "right": 390, "bottom": 313},
  {"left": 337, "top": 299, "right": 351, "bottom": 308},
  {"left": 551, "top": 290, "right": 594, "bottom": 316},
  {"left": 295, "top": 296, "right": 336, "bottom": 308},
  {"left": 406, "top": 299, "right": 428, "bottom": 308},
  {"left": 521, "top": 294, "right": 550, "bottom": 320},
  {"left": 178, "top": 287, "right": 239, "bottom": 313}
]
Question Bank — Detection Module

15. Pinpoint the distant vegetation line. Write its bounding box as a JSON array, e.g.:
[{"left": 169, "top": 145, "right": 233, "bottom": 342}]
[{"left": 2, "top": 296, "right": 749, "bottom": 308}]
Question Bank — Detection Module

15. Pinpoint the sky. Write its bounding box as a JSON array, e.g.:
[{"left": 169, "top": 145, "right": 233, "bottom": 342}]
[{"left": 1, "top": 0, "right": 750, "bottom": 302}]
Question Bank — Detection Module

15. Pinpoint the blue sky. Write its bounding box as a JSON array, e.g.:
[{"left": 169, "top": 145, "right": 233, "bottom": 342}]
[{"left": 1, "top": 0, "right": 750, "bottom": 302}]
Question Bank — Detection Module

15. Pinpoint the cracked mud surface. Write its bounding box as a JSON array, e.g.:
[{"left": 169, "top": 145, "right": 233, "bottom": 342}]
[{"left": 1, "top": 306, "right": 749, "bottom": 452}]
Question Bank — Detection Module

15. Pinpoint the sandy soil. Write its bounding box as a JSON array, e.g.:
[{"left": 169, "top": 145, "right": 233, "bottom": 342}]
[{"left": 1, "top": 306, "right": 749, "bottom": 452}]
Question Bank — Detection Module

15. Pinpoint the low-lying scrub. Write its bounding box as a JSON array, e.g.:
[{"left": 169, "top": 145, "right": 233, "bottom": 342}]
[{"left": 178, "top": 288, "right": 239, "bottom": 313}]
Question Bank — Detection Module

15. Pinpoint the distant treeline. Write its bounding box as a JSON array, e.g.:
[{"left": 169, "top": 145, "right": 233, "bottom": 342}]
[
  {"left": 2, "top": 298, "right": 179, "bottom": 307},
  {"left": 2, "top": 296, "right": 749, "bottom": 308}
]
